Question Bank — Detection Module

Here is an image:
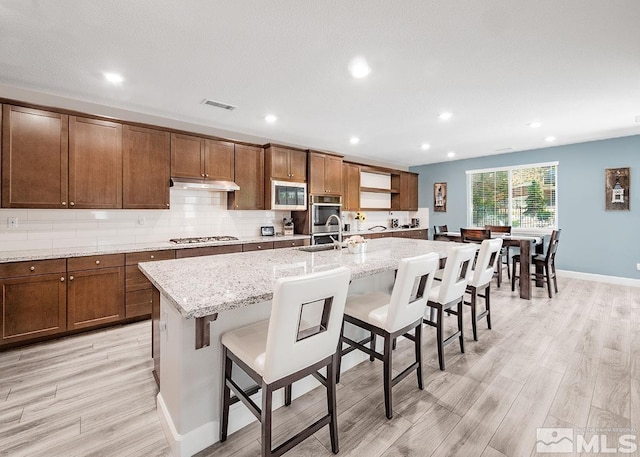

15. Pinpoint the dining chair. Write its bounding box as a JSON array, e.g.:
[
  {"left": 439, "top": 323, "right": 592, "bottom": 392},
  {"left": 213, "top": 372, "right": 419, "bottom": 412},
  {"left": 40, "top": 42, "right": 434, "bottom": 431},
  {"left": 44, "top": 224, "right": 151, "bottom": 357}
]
[
  {"left": 433, "top": 225, "right": 449, "bottom": 240},
  {"left": 424, "top": 245, "right": 477, "bottom": 370},
  {"left": 485, "top": 224, "right": 512, "bottom": 285},
  {"left": 220, "top": 267, "right": 351, "bottom": 456},
  {"left": 465, "top": 238, "right": 503, "bottom": 341},
  {"left": 511, "top": 229, "right": 561, "bottom": 298},
  {"left": 338, "top": 253, "right": 439, "bottom": 419}
]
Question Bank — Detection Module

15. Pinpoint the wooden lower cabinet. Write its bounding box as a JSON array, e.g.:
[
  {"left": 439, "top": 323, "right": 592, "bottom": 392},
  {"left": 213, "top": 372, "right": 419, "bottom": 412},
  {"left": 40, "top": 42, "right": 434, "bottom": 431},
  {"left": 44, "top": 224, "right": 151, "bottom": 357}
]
[
  {"left": 67, "top": 254, "right": 125, "bottom": 330},
  {"left": 125, "top": 250, "right": 175, "bottom": 318},
  {"left": 273, "top": 238, "right": 309, "bottom": 249},
  {"left": 0, "top": 272, "right": 67, "bottom": 345}
]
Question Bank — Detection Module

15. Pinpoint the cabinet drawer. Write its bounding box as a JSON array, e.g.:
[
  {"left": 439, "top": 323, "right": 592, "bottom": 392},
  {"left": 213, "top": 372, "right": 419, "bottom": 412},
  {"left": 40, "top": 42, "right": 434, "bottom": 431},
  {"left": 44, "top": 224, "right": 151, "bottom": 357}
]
[
  {"left": 67, "top": 254, "right": 125, "bottom": 271},
  {"left": 411, "top": 229, "right": 428, "bottom": 239},
  {"left": 125, "top": 250, "right": 175, "bottom": 265},
  {"left": 391, "top": 231, "right": 412, "bottom": 238},
  {"left": 242, "top": 242, "right": 274, "bottom": 252},
  {"left": 126, "top": 289, "right": 152, "bottom": 318},
  {"left": 0, "top": 259, "right": 66, "bottom": 278},
  {"left": 126, "top": 265, "right": 151, "bottom": 292},
  {"left": 274, "top": 239, "right": 309, "bottom": 249},
  {"left": 175, "top": 244, "right": 242, "bottom": 259},
  {"left": 363, "top": 232, "right": 390, "bottom": 239}
]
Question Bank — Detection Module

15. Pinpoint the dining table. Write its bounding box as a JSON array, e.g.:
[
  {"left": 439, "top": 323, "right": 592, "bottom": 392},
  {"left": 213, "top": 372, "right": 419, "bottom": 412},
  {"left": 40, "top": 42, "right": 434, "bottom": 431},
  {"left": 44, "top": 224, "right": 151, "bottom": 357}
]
[{"left": 433, "top": 231, "right": 544, "bottom": 299}]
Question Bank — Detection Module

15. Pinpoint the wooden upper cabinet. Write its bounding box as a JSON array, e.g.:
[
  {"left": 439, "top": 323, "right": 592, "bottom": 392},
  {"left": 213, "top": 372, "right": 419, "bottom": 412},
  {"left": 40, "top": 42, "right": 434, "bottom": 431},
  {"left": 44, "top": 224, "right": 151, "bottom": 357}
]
[
  {"left": 171, "top": 133, "right": 204, "bottom": 179},
  {"left": 229, "top": 144, "right": 264, "bottom": 210},
  {"left": 394, "top": 172, "right": 419, "bottom": 211},
  {"left": 123, "top": 125, "right": 170, "bottom": 209},
  {"left": 204, "top": 139, "right": 234, "bottom": 181},
  {"left": 342, "top": 163, "right": 360, "bottom": 211},
  {"left": 308, "top": 151, "right": 343, "bottom": 196},
  {"left": 2, "top": 105, "right": 69, "bottom": 208},
  {"left": 68, "top": 116, "right": 122, "bottom": 209},
  {"left": 265, "top": 145, "right": 307, "bottom": 182}
]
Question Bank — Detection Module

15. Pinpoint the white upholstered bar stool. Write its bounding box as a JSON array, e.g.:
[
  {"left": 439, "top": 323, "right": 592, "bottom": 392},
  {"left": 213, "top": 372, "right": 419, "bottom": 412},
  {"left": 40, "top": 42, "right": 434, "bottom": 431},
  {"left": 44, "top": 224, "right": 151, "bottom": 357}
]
[
  {"left": 220, "top": 267, "right": 351, "bottom": 457},
  {"left": 465, "top": 238, "right": 503, "bottom": 341},
  {"left": 424, "top": 245, "right": 477, "bottom": 371},
  {"left": 338, "top": 253, "right": 439, "bottom": 419}
]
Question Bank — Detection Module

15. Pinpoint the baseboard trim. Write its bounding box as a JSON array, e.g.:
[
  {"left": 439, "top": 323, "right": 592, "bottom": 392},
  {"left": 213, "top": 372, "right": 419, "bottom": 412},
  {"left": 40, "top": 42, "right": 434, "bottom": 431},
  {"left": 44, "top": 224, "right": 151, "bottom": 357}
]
[{"left": 557, "top": 269, "right": 640, "bottom": 288}]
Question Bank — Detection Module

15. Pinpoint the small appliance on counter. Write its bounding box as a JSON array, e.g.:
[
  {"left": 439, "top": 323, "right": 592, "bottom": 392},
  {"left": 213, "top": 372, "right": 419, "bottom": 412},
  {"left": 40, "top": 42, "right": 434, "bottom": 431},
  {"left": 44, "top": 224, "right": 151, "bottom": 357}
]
[
  {"left": 411, "top": 218, "right": 420, "bottom": 228},
  {"left": 390, "top": 218, "right": 399, "bottom": 228},
  {"left": 282, "top": 217, "right": 294, "bottom": 236},
  {"left": 261, "top": 226, "right": 275, "bottom": 236}
]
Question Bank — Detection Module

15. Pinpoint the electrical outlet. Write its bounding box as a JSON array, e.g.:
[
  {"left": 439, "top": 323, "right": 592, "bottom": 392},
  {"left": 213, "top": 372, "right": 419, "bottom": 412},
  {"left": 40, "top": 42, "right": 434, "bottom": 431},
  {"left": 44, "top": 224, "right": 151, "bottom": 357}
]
[
  {"left": 637, "top": 263, "right": 640, "bottom": 271},
  {"left": 7, "top": 217, "right": 18, "bottom": 228},
  {"left": 138, "top": 216, "right": 145, "bottom": 225}
]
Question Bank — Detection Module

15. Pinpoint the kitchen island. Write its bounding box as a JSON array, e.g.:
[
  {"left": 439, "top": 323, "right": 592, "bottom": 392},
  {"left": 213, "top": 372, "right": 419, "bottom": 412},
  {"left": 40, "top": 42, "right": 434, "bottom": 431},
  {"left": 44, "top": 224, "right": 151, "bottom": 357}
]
[{"left": 139, "top": 237, "right": 459, "bottom": 457}]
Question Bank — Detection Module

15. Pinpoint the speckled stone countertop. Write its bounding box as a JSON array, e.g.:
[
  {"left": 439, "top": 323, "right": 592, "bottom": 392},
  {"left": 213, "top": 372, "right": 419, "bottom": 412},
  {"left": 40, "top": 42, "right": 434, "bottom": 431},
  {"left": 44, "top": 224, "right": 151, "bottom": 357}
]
[
  {"left": 139, "top": 238, "right": 464, "bottom": 319},
  {"left": 0, "top": 235, "right": 310, "bottom": 263}
]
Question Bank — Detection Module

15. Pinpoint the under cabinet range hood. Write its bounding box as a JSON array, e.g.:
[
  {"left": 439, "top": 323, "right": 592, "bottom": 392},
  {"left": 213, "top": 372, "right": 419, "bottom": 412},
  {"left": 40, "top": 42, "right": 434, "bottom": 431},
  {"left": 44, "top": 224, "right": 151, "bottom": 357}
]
[{"left": 170, "top": 178, "right": 240, "bottom": 192}]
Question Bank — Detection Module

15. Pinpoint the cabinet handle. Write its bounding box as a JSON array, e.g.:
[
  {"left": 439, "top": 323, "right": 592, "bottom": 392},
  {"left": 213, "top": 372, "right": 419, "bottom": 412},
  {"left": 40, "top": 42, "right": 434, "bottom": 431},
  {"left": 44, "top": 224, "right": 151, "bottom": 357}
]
[
  {"left": 30, "top": 266, "right": 35, "bottom": 271},
  {"left": 62, "top": 201, "right": 67, "bottom": 206},
  {"left": 257, "top": 246, "right": 262, "bottom": 249},
  {"left": 95, "top": 260, "right": 100, "bottom": 265},
  {"left": 70, "top": 202, "right": 75, "bottom": 206},
  {"left": 236, "top": 205, "right": 238, "bottom": 208},
  {"left": 60, "top": 277, "right": 65, "bottom": 282},
  {"left": 205, "top": 174, "right": 209, "bottom": 178},
  {"left": 166, "top": 203, "right": 170, "bottom": 207},
  {"left": 69, "top": 276, "right": 74, "bottom": 281},
  {"left": 201, "top": 173, "right": 205, "bottom": 177},
  {"left": 150, "top": 255, "right": 155, "bottom": 259}
]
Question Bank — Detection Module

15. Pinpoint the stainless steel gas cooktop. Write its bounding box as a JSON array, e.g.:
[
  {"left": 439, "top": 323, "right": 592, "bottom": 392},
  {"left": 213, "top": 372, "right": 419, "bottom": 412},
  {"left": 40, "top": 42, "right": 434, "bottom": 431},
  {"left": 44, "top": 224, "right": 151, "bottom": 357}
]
[{"left": 169, "top": 236, "right": 239, "bottom": 244}]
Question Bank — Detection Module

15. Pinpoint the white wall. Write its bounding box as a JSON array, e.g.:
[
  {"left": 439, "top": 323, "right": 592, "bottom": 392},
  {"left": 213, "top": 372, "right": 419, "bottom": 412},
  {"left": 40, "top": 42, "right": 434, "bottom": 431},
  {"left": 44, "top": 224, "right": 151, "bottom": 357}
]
[{"left": 0, "top": 189, "right": 290, "bottom": 252}]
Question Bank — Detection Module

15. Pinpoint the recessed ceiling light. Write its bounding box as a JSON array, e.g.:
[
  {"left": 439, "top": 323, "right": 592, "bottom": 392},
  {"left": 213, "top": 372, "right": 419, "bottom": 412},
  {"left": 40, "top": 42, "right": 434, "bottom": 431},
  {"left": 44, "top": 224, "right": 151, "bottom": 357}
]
[
  {"left": 421, "top": 143, "right": 430, "bottom": 150},
  {"left": 265, "top": 114, "right": 278, "bottom": 123},
  {"left": 528, "top": 122, "right": 542, "bottom": 128},
  {"left": 349, "top": 137, "right": 360, "bottom": 145},
  {"left": 348, "top": 56, "right": 371, "bottom": 79},
  {"left": 439, "top": 112, "right": 453, "bottom": 121},
  {"left": 545, "top": 136, "right": 556, "bottom": 142},
  {"left": 447, "top": 151, "right": 455, "bottom": 158},
  {"left": 104, "top": 72, "right": 124, "bottom": 84}
]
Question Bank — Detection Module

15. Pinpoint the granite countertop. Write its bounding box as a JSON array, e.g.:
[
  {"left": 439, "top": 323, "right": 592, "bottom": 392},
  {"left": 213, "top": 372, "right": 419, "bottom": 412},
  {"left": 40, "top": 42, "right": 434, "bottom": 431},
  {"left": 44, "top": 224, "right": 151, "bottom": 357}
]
[
  {"left": 139, "top": 238, "right": 464, "bottom": 319},
  {"left": 0, "top": 234, "right": 310, "bottom": 263}
]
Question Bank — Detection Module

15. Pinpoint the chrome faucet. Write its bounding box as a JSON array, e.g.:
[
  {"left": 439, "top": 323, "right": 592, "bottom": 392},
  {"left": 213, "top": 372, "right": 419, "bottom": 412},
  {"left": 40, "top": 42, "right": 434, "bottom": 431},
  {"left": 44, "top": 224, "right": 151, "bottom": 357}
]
[{"left": 326, "top": 214, "right": 343, "bottom": 249}]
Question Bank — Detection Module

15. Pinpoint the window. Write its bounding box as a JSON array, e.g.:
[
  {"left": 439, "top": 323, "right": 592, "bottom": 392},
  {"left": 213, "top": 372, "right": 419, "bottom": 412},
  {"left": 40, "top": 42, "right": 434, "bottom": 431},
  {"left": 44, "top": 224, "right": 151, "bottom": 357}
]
[{"left": 467, "top": 162, "right": 558, "bottom": 229}]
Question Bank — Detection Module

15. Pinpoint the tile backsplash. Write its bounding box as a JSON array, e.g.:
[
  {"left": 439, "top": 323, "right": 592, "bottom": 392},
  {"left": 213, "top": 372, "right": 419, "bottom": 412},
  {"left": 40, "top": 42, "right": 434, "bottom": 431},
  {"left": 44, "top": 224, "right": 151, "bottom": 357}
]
[
  {"left": 0, "top": 189, "right": 291, "bottom": 252},
  {"left": 0, "top": 189, "right": 431, "bottom": 252}
]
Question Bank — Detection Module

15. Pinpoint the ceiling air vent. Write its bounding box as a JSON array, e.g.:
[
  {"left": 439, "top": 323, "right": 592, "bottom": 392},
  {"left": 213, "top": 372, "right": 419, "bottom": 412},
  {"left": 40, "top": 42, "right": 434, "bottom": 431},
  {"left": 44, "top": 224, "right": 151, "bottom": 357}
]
[{"left": 202, "top": 99, "right": 237, "bottom": 111}]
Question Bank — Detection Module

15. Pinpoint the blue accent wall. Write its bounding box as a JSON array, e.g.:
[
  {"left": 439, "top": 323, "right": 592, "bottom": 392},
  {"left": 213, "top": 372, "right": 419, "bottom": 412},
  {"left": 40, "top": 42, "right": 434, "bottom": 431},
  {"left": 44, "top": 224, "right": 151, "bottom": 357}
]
[{"left": 410, "top": 135, "right": 640, "bottom": 279}]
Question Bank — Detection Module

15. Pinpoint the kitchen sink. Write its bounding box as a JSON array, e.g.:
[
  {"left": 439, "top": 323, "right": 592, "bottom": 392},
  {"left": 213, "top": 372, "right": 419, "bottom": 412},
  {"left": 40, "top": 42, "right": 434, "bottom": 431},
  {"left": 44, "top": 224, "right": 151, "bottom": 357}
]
[{"left": 298, "top": 244, "right": 344, "bottom": 252}]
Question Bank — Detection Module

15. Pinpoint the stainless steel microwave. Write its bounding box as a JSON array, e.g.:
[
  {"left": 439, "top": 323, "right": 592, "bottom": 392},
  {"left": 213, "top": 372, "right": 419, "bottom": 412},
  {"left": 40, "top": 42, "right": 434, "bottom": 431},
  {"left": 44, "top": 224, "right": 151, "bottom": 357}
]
[{"left": 271, "top": 180, "right": 307, "bottom": 210}]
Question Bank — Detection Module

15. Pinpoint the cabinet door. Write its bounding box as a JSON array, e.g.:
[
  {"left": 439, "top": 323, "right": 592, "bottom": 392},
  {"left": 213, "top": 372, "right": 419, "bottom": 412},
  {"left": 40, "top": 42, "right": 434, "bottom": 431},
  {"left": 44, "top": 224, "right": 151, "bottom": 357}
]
[
  {"left": 69, "top": 116, "right": 122, "bottom": 209},
  {"left": 308, "top": 153, "right": 326, "bottom": 195},
  {"left": 2, "top": 105, "right": 69, "bottom": 208},
  {"left": 204, "top": 139, "right": 234, "bottom": 181},
  {"left": 268, "top": 147, "right": 290, "bottom": 180},
  {"left": 399, "top": 172, "right": 410, "bottom": 210},
  {"left": 342, "top": 163, "right": 360, "bottom": 211},
  {"left": 229, "top": 145, "right": 264, "bottom": 210},
  {"left": 324, "top": 155, "right": 343, "bottom": 195},
  {"left": 67, "top": 267, "right": 125, "bottom": 330},
  {"left": 123, "top": 125, "right": 170, "bottom": 209},
  {"left": 288, "top": 149, "right": 307, "bottom": 182},
  {"left": 171, "top": 133, "right": 203, "bottom": 179},
  {"left": 408, "top": 173, "right": 419, "bottom": 211},
  {"left": 0, "top": 273, "right": 67, "bottom": 345}
]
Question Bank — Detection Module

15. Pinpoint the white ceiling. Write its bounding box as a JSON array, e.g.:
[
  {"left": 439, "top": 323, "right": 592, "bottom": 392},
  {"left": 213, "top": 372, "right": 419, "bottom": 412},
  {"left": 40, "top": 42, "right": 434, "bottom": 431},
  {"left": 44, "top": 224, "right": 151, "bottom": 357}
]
[{"left": 1, "top": 0, "right": 639, "bottom": 166}]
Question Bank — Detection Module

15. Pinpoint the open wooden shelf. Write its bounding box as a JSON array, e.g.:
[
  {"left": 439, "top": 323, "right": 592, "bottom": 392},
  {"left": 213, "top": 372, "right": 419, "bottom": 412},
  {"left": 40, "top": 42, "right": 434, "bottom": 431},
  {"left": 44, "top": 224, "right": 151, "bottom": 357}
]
[{"left": 360, "top": 187, "right": 400, "bottom": 194}]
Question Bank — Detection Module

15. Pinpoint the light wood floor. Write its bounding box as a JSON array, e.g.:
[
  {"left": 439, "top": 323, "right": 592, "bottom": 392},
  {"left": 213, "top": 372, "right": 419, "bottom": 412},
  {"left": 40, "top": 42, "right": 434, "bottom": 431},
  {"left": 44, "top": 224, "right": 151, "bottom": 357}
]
[{"left": 1, "top": 277, "right": 638, "bottom": 457}]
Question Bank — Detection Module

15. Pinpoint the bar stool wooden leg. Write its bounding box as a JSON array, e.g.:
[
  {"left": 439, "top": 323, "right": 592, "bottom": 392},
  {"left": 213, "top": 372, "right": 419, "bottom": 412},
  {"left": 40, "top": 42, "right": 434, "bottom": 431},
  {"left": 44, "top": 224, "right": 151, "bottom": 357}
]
[
  {"left": 485, "top": 285, "right": 492, "bottom": 330},
  {"left": 220, "top": 347, "right": 232, "bottom": 442},
  {"left": 470, "top": 288, "right": 478, "bottom": 341},
  {"left": 383, "top": 335, "right": 393, "bottom": 419},
  {"left": 457, "top": 298, "right": 465, "bottom": 353},
  {"left": 284, "top": 384, "right": 292, "bottom": 406},
  {"left": 415, "top": 324, "right": 424, "bottom": 390},
  {"left": 436, "top": 306, "right": 445, "bottom": 371},
  {"left": 261, "top": 382, "right": 273, "bottom": 457},
  {"left": 545, "top": 264, "right": 553, "bottom": 298},
  {"left": 327, "top": 354, "right": 339, "bottom": 453},
  {"left": 336, "top": 322, "right": 345, "bottom": 383},
  {"left": 370, "top": 331, "right": 376, "bottom": 361}
]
